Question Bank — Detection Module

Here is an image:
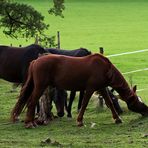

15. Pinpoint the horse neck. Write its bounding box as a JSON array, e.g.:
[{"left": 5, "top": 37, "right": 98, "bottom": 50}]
[{"left": 107, "top": 64, "right": 133, "bottom": 102}]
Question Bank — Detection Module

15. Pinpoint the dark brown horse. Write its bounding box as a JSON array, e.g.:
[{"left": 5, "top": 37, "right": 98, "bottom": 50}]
[
  {"left": 11, "top": 54, "right": 148, "bottom": 128},
  {"left": 0, "top": 44, "right": 65, "bottom": 119},
  {"left": 0, "top": 44, "right": 45, "bottom": 83}
]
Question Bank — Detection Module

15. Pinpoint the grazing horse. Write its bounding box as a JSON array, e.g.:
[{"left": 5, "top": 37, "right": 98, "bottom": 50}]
[
  {"left": 46, "top": 48, "right": 91, "bottom": 117},
  {"left": 46, "top": 48, "right": 123, "bottom": 117},
  {"left": 11, "top": 54, "right": 148, "bottom": 128}
]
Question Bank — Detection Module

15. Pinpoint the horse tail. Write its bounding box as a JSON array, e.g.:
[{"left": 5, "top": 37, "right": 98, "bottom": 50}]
[{"left": 11, "top": 61, "right": 35, "bottom": 122}]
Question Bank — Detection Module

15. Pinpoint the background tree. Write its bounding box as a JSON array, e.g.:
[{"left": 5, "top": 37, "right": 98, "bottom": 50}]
[
  {"left": 0, "top": 0, "right": 65, "bottom": 47},
  {"left": 49, "top": 0, "right": 65, "bottom": 18}
]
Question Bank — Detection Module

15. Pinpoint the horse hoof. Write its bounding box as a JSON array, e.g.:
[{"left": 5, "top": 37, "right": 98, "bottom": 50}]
[
  {"left": 25, "top": 122, "right": 36, "bottom": 129},
  {"left": 67, "top": 114, "right": 72, "bottom": 118},
  {"left": 117, "top": 110, "right": 123, "bottom": 115},
  {"left": 33, "top": 121, "right": 38, "bottom": 127},
  {"left": 53, "top": 115, "right": 58, "bottom": 119},
  {"left": 35, "top": 119, "right": 44, "bottom": 125},
  {"left": 141, "top": 111, "right": 148, "bottom": 117},
  {"left": 11, "top": 116, "right": 19, "bottom": 123},
  {"left": 115, "top": 118, "right": 122, "bottom": 124},
  {"left": 43, "top": 119, "right": 51, "bottom": 125},
  {"left": 77, "top": 121, "right": 84, "bottom": 127}
]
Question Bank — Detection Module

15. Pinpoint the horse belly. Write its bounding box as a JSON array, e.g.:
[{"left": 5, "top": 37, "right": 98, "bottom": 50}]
[
  {"left": 0, "top": 61, "right": 22, "bottom": 83},
  {"left": 0, "top": 70, "right": 22, "bottom": 83},
  {"left": 55, "top": 81, "right": 86, "bottom": 91},
  {"left": 54, "top": 72, "right": 87, "bottom": 91},
  {"left": 54, "top": 76, "right": 104, "bottom": 91}
]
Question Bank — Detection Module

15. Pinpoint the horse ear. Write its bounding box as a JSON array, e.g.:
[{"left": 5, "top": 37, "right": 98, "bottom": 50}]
[{"left": 132, "top": 85, "right": 137, "bottom": 93}]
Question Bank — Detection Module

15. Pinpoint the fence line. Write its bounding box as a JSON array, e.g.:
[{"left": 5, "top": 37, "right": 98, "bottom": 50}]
[
  {"left": 104, "top": 48, "right": 148, "bottom": 92},
  {"left": 102, "top": 48, "right": 148, "bottom": 74},
  {"left": 123, "top": 68, "right": 148, "bottom": 75},
  {"left": 137, "top": 88, "right": 148, "bottom": 92},
  {"left": 107, "top": 49, "right": 148, "bottom": 58},
  {"left": 122, "top": 68, "right": 148, "bottom": 93}
]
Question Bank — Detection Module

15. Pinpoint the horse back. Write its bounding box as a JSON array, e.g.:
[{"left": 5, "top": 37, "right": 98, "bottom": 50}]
[
  {"left": 32, "top": 54, "right": 112, "bottom": 90},
  {"left": 46, "top": 48, "right": 91, "bottom": 57}
]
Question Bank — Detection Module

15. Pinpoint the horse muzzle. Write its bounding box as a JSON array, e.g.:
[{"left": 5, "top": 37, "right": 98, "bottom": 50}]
[
  {"left": 57, "top": 112, "right": 64, "bottom": 117},
  {"left": 141, "top": 107, "right": 148, "bottom": 117}
]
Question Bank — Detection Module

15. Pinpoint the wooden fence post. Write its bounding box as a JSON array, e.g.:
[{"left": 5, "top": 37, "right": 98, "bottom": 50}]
[
  {"left": 99, "top": 47, "right": 104, "bottom": 54},
  {"left": 57, "top": 31, "right": 60, "bottom": 49}
]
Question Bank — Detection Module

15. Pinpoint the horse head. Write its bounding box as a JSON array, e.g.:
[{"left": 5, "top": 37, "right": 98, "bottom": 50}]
[
  {"left": 127, "top": 85, "right": 148, "bottom": 116},
  {"left": 53, "top": 89, "right": 67, "bottom": 117}
]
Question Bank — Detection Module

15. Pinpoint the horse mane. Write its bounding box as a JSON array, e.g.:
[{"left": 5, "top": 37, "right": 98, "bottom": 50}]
[{"left": 106, "top": 63, "right": 133, "bottom": 101}]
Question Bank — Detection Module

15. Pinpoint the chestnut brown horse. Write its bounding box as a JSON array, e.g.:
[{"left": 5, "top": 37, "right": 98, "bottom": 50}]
[
  {"left": 11, "top": 54, "right": 148, "bottom": 128},
  {"left": 46, "top": 48, "right": 123, "bottom": 117}
]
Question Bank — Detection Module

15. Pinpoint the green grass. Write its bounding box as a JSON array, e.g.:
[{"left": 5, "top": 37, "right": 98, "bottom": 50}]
[
  {"left": 0, "top": 0, "right": 148, "bottom": 147},
  {"left": 0, "top": 82, "right": 148, "bottom": 148}
]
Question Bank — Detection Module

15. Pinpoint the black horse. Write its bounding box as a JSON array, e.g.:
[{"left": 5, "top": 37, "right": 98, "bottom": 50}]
[
  {"left": 46, "top": 47, "right": 91, "bottom": 56},
  {"left": 45, "top": 48, "right": 91, "bottom": 117},
  {"left": 45, "top": 48, "right": 123, "bottom": 117}
]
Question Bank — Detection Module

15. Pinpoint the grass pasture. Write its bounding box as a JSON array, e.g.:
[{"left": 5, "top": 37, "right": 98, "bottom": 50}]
[{"left": 0, "top": 0, "right": 148, "bottom": 147}]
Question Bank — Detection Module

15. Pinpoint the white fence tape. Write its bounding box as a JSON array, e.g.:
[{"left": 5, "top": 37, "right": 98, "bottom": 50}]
[
  {"left": 136, "top": 88, "right": 148, "bottom": 92},
  {"left": 105, "top": 49, "right": 148, "bottom": 92},
  {"left": 105, "top": 49, "right": 148, "bottom": 75},
  {"left": 107, "top": 49, "right": 148, "bottom": 58},
  {"left": 123, "top": 68, "right": 148, "bottom": 75}
]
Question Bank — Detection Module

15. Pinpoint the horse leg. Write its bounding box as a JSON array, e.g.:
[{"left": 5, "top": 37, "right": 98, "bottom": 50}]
[
  {"left": 99, "top": 88, "right": 122, "bottom": 124},
  {"left": 25, "top": 87, "right": 45, "bottom": 128},
  {"left": 45, "top": 87, "right": 54, "bottom": 119},
  {"left": 36, "top": 87, "right": 54, "bottom": 125},
  {"left": 107, "top": 89, "right": 123, "bottom": 115},
  {"left": 65, "top": 95, "right": 68, "bottom": 113},
  {"left": 111, "top": 97, "right": 123, "bottom": 115},
  {"left": 77, "top": 89, "right": 94, "bottom": 126},
  {"left": 36, "top": 101, "right": 40, "bottom": 116},
  {"left": 77, "top": 90, "right": 84, "bottom": 112},
  {"left": 54, "top": 89, "right": 66, "bottom": 117},
  {"left": 67, "top": 91, "right": 76, "bottom": 118}
]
